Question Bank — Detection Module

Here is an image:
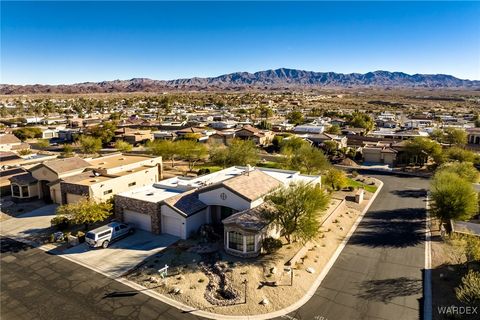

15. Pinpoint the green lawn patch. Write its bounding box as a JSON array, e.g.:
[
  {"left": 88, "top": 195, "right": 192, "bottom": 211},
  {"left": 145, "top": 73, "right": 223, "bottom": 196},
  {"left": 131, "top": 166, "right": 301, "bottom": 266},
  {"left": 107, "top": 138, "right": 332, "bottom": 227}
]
[
  {"left": 195, "top": 165, "right": 223, "bottom": 173},
  {"left": 256, "top": 161, "right": 283, "bottom": 169},
  {"left": 347, "top": 177, "right": 377, "bottom": 193}
]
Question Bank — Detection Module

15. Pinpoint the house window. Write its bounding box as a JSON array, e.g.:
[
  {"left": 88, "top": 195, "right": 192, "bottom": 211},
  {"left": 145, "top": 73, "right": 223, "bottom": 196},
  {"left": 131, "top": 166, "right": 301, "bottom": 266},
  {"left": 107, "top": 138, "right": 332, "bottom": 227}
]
[
  {"left": 12, "top": 184, "right": 20, "bottom": 197},
  {"left": 103, "top": 189, "right": 113, "bottom": 195},
  {"left": 228, "top": 231, "right": 243, "bottom": 251},
  {"left": 245, "top": 235, "right": 255, "bottom": 252},
  {"left": 21, "top": 186, "right": 29, "bottom": 197},
  {"left": 128, "top": 182, "right": 136, "bottom": 187}
]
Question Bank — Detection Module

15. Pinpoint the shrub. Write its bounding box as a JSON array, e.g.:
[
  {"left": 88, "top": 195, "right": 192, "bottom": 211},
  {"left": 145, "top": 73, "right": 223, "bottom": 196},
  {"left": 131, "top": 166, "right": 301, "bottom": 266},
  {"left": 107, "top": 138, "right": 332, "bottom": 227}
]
[
  {"left": 455, "top": 270, "right": 480, "bottom": 304},
  {"left": 348, "top": 186, "right": 355, "bottom": 192},
  {"left": 51, "top": 215, "right": 70, "bottom": 230},
  {"left": 197, "top": 168, "right": 210, "bottom": 176},
  {"left": 262, "top": 237, "right": 283, "bottom": 254},
  {"left": 351, "top": 170, "right": 359, "bottom": 178},
  {"left": 76, "top": 231, "right": 86, "bottom": 243}
]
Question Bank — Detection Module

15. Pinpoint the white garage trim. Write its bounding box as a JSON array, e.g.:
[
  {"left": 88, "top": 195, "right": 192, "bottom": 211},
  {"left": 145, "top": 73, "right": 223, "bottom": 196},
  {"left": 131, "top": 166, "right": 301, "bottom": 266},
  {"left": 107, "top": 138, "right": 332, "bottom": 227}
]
[{"left": 124, "top": 210, "right": 152, "bottom": 232}]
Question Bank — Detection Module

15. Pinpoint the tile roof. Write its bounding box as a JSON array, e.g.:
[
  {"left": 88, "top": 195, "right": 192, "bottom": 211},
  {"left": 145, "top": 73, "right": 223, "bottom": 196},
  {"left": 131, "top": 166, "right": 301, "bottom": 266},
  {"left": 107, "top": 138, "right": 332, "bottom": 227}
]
[
  {"left": 0, "top": 151, "right": 21, "bottom": 162},
  {"left": 222, "top": 202, "right": 272, "bottom": 231},
  {"left": 0, "top": 134, "right": 21, "bottom": 145},
  {"left": 221, "top": 170, "right": 282, "bottom": 201},
  {"left": 9, "top": 172, "right": 38, "bottom": 185},
  {"left": 42, "top": 157, "right": 91, "bottom": 174}
]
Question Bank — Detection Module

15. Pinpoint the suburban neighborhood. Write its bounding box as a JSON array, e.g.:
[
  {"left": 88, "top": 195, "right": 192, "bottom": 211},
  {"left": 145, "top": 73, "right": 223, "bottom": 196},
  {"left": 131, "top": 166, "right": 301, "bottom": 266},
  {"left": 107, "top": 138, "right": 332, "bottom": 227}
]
[{"left": 2, "top": 1, "right": 480, "bottom": 320}]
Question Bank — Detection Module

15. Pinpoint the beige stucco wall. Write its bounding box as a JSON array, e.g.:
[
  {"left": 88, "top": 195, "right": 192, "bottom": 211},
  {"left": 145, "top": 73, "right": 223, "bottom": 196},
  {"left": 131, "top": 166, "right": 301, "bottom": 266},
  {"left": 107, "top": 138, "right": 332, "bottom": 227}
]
[
  {"left": 50, "top": 182, "right": 62, "bottom": 204},
  {"left": 198, "top": 187, "right": 260, "bottom": 212},
  {"left": 89, "top": 167, "right": 159, "bottom": 202}
]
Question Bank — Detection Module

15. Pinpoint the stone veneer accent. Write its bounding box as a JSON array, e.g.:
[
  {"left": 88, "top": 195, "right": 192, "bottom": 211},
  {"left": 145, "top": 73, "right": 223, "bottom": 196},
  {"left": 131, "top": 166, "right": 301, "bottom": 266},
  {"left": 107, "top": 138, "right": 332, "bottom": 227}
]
[
  {"left": 60, "top": 182, "right": 90, "bottom": 204},
  {"left": 114, "top": 195, "right": 162, "bottom": 234}
]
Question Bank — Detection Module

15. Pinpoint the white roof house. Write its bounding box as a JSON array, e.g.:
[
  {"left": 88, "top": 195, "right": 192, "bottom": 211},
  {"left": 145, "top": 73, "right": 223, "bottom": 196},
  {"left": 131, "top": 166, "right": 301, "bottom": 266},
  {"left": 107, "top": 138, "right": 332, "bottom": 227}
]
[{"left": 115, "top": 166, "right": 321, "bottom": 256}]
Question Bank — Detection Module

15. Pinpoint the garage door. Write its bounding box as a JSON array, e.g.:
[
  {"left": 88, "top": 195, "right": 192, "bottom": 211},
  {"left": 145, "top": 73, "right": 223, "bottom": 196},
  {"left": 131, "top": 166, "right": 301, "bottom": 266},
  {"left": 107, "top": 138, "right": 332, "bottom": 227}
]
[
  {"left": 162, "top": 215, "right": 183, "bottom": 238},
  {"left": 124, "top": 210, "right": 152, "bottom": 232},
  {"left": 66, "top": 193, "right": 86, "bottom": 204}
]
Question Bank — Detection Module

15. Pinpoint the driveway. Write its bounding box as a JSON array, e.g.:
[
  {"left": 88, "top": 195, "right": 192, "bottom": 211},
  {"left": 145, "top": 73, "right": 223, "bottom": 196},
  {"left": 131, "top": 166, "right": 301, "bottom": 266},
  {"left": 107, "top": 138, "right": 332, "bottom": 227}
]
[
  {"left": 0, "top": 204, "right": 57, "bottom": 241},
  {"left": 60, "top": 231, "right": 179, "bottom": 278}
]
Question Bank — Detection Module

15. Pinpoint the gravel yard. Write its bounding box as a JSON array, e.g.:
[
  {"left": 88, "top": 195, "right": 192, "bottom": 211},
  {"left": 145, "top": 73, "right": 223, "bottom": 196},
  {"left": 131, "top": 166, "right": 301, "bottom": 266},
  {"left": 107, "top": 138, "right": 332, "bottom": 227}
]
[{"left": 125, "top": 187, "right": 375, "bottom": 316}]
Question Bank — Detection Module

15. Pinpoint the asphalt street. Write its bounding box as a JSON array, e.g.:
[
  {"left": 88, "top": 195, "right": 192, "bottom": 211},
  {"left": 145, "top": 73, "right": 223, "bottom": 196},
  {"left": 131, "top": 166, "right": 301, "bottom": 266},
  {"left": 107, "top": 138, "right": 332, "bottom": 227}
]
[
  {"left": 1, "top": 173, "right": 429, "bottom": 320},
  {"left": 279, "top": 172, "right": 429, "bottom": 320},
  {"left": 0, "top": 237, "right": 203, "bottom": 320}
]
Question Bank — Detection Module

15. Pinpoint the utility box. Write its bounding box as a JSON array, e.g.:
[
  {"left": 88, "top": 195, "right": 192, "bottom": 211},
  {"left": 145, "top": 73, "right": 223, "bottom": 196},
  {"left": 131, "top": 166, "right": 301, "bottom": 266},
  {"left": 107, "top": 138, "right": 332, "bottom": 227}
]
[{"left": 355, "top": 189, "right": 365, "bottom": 203}]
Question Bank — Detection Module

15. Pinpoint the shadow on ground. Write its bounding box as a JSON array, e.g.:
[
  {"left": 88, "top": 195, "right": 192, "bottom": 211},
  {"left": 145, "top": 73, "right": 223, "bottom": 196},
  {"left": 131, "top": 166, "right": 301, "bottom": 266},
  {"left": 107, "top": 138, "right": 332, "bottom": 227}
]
[
  {"left": 0, "top": 237, "right": 33, "bottom": 253},
  {"left": 357, "top": 277, "right": 422, "bottom": 303},
  {"left": 348, "top": 208, "right": 426, "bottom": 248},
  {"left": 390, "top": 189, "right": 427, "bottom": 198}
]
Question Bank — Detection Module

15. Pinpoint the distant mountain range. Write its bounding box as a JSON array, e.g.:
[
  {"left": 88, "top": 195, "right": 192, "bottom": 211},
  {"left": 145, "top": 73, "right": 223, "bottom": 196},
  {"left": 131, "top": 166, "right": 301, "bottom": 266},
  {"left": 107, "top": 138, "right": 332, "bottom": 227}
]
[{"left": 2, "top": 69, "right": 479, "bottom": 94}]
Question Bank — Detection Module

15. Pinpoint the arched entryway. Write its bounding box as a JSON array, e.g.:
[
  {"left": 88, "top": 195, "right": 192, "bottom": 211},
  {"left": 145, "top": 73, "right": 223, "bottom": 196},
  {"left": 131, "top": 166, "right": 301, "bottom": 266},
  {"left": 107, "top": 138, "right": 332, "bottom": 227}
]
[{"left": 210, "top": 205, "right": 238, "bottom": 224}]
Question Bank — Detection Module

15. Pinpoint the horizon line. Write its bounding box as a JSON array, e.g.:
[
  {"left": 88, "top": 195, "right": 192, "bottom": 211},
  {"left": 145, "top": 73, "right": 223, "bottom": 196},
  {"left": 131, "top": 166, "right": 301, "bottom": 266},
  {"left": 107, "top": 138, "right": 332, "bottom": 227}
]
[{"left": 2, "top": 68, "right": 479, "bottom": 86}]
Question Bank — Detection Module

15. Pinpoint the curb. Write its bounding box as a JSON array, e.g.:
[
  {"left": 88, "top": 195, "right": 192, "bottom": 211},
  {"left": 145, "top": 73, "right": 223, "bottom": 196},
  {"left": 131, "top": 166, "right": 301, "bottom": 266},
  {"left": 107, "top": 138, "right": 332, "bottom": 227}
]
[{"left": 3, "top": 179, "right": 384, "bottom": 320}]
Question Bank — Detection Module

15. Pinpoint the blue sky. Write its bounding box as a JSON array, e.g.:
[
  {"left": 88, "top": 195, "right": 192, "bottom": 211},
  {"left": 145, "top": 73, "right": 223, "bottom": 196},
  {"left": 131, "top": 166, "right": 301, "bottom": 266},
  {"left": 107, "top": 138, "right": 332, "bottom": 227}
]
[{"left": 1, "top": 1, "right": 479, "bottom": 84}]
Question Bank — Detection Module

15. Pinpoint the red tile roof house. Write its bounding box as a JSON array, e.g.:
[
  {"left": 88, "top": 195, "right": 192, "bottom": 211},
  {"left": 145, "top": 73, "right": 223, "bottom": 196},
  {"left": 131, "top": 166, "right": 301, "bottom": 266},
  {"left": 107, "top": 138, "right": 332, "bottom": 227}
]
[{"left": 114, "top": 166, "right": 321, "bottom": 258}]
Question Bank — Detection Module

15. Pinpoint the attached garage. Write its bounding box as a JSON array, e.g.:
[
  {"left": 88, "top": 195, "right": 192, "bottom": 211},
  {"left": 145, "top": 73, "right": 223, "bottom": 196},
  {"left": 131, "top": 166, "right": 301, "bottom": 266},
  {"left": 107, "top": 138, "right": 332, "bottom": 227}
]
[
  {"left": 161, "top": 214, "right": 183, "bottom": 238},
  {"left": 124, "top": 210, "right": 152, "bottom": 232}
]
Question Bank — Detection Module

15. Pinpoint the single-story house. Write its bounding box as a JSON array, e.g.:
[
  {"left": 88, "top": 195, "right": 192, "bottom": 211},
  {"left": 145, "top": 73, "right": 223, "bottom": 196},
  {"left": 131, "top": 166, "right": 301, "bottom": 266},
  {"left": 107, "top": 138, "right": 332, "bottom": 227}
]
[
  {"left": 0, "top": 134, "right": 24, "bottom": 152},
  {"left": 114, "top": 166, "right": 321, "bottom": 257},
  {"left": 362, "top": 146, "right": 397, "bottom": 166}
]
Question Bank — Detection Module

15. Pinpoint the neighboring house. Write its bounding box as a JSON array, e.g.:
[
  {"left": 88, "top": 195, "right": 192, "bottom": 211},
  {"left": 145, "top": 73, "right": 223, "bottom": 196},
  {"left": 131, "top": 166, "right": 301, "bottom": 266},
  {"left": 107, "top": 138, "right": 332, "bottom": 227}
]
[
  {"left": 271, "top": 122, "right": 294, "bottom": 132},
  {"left": 8, "top": 153, "right": 163, "bottom": 204},
  {"left": 209, "top": 121, "right": 237, "bottom": 130},
  {"left": 306, "top": 133, "right": 348, "bottom": 149},
  {"left": 9, "top": 157, "right": 90, "bottom": 203},
  {"left": 57, "top": 129, "right": 80, "bottom": 143},
  {"left": 341, "top": 127, "right": 367, "bottom": 136},
  {"left": 176, "top": 127, "right": 216, "bottom": 141},
  {"left": 114, "top": 166, "right": 321, "bottom": 257},
  {"left": 467, "top": 128, "right": 480, "bottom": 145},
  {"left": 293, "top": 123, "right": 326, "bottom": 134},
  {"left": 208, "top": 130, "right": 237, "bottom": 146},
  {"left": 368, "top": 128, "right": 429, "bottom": 140},
  {"left": 0, "top": 134, "right": 24, "bottom": 152},
  {"left": 153, "top": 131, "right": 177, "bottom": 141},
  {"left": 41, "top": 128, "right": 59, "bottom": 139},
  {"left": 362, "top": 146, "right": 397, "bottom": 166},
  {"left": 234, "top": 125, "right": 274, "bottom": 146},
  {"left": 115, "top": 128, "right": 153, "bottom": 145}
]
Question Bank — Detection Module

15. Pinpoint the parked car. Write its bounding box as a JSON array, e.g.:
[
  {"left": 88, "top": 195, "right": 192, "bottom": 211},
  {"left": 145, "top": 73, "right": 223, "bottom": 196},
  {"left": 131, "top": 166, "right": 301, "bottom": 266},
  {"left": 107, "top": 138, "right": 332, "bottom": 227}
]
[{"left": 85, "top": 222, "right": 134, "bottom": 248}]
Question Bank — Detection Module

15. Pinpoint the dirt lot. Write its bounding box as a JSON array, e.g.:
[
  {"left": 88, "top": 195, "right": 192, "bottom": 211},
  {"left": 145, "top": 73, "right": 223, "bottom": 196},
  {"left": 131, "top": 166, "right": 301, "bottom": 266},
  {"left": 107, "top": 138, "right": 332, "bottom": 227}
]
[
  {"left": 125, "top": 187, "right": 376, "bottom": 316},
  {"left": 431, "top": 225, "right": 480, "bottom": 320}
]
